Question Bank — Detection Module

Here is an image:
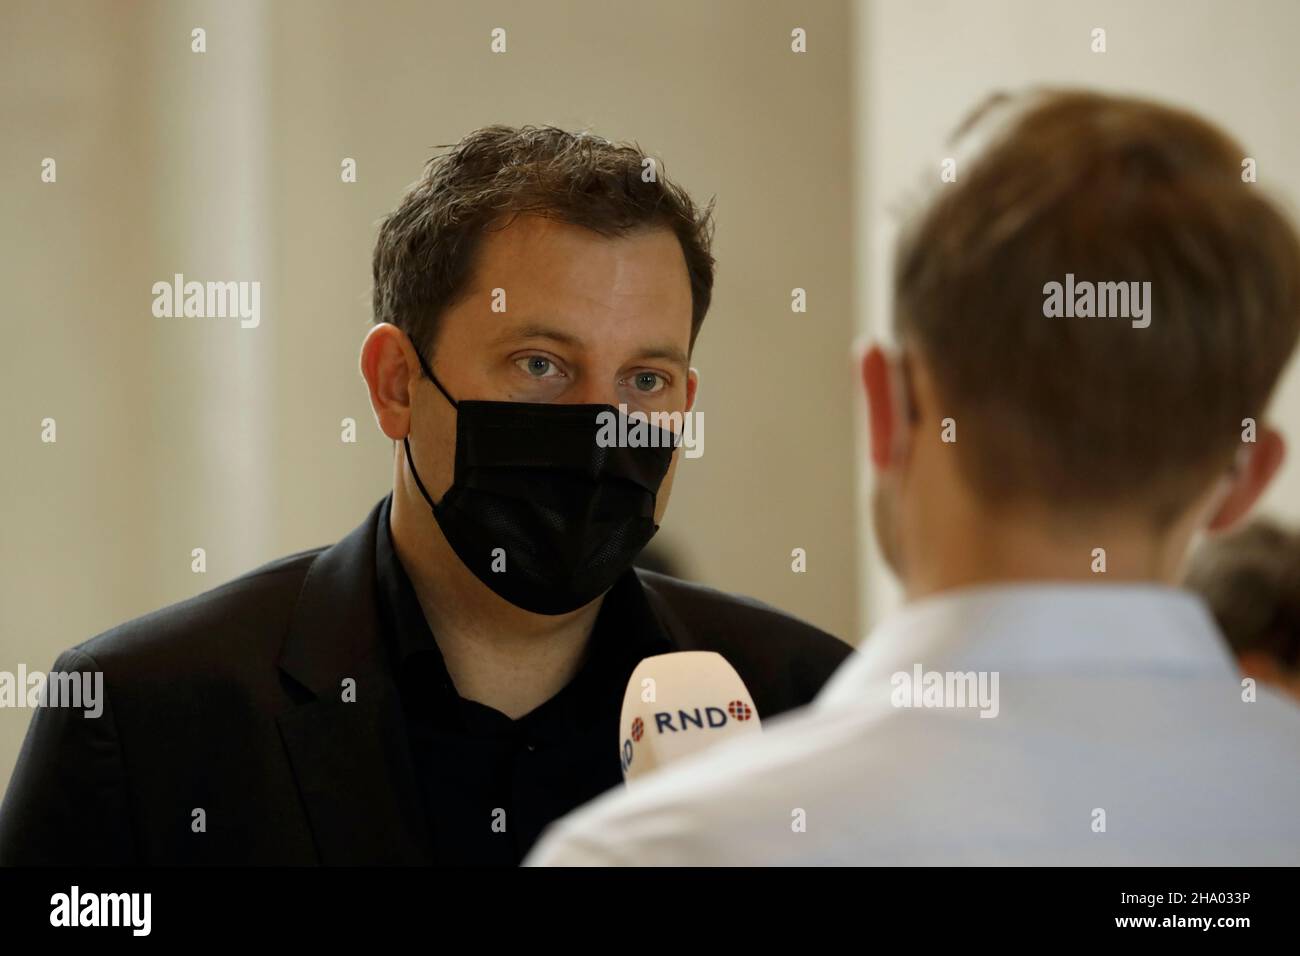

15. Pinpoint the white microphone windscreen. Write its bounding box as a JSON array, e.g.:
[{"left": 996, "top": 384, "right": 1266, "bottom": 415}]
[{"left": 618, "top": 651, "right": 761, "bottom": 783}]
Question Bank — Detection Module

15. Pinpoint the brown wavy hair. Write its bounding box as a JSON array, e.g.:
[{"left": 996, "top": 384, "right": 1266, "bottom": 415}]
[{"left": 373, "top": 125, "right": 716, "bottom": 355}]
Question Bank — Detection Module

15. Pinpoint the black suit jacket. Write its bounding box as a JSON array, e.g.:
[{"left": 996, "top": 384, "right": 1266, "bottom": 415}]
[{"left": 0, "top": 498, "right": 852, "bottom": 865}]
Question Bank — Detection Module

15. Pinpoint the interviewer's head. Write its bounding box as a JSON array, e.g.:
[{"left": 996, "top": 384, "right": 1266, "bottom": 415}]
[{"left": 864, "top": 90, "right": 1300, "bottom": 597}]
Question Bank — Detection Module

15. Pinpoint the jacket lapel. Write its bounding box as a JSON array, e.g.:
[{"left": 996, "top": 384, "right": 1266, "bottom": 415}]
[{"left": 275, "top": 497, "right": 433, "bottom": 864}]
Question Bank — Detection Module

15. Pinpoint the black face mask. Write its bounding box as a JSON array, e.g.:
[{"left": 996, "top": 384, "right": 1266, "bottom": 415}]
[{"left": 403, "top": 348, "right": 678, "bottom": 616}]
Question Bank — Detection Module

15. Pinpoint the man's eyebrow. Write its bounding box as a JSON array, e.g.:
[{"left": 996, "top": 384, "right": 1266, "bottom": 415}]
[
  {"left": 631, "top": 344, "right": 689, "bottom": 369},
  {"left": 488, "top": 324, "right": 585, "bottom": 348}
]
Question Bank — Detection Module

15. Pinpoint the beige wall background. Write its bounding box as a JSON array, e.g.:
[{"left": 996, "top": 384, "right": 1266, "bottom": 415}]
[
  {"left": 0, "top": 0, "right": 859, "bottom": 792},
  {"left": 6, "top": 0, "right": 1299, "bottom": 798},
  {"left": 856, "top": 0, "right": 1300, "bottom": 624}
]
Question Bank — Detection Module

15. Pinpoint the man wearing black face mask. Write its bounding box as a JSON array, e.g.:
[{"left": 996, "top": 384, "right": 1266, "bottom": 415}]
[
  {"left": 400, "top": 344, "right": 676, "bottom": 617},
  {"left": 0, "top": 125, "right": 851, "bottom": 866}
]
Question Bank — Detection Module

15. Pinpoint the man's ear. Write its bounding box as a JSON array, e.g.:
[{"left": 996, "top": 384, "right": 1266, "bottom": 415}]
[
  {"left": 360, "top": 323, "right": 418, "bottom": 441},
  {"left": 684, "top": 367, "right": 700, "bottom": 413},
  {"left": 1207, "top": 426, "right": 1286, "bottom": 532},
  {"left": 861, "top": 344, "right": 909, "bottom": 473}
]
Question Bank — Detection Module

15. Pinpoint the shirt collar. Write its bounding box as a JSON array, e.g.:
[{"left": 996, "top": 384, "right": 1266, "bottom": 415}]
[
  {"left": 818, "top": 582, "right": 1237, "bottom": 708},
  {"left": 575, "top": 568, "right": 677, "bottom": 694},
  {"left": 373, "top": 493, "right": 675, "bottom": 729}
]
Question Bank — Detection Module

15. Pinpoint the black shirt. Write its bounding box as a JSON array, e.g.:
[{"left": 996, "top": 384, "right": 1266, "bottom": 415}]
[{"left": 374, "top": 493, "right": 674, "bottom": 865}]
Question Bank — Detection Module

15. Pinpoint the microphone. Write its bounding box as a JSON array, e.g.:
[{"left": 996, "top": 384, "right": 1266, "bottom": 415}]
[{"left": 618, "top": 651, "right": 762, "bottom": 782}]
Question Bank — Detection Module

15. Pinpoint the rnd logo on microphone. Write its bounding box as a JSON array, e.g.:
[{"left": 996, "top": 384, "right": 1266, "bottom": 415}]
[{"left": 620, "top": 700, "right": 753, "bottom": 772}]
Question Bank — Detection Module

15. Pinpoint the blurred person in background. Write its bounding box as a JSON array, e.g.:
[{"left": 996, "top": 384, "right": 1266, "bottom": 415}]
[{"left": 1187, "top": 519, "right": 1300, "bottom": 704}]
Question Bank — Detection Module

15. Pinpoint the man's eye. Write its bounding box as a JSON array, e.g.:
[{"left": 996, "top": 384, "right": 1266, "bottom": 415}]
[
  {"left": 517, "top": 356, "right": 561, "bottom": 378},
  {"left": 629, "top": 372, "right": 665, "bottom": 393}
]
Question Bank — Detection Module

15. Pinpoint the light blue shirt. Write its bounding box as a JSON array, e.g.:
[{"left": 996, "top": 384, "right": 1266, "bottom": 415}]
[{"left": 526, "top": 584, "right": 1300, "bottom": 865}]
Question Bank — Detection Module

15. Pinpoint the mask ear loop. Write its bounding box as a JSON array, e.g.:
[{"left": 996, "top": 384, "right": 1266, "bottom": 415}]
[
  {"left": 411, "top": 343, "right": 459, "bottom": 410},
  {"left": 404, "top": 341, "right": 458, "bottom": 512},
  {"left": 403, "top": 435, "right": 440, "bottom": 513}
]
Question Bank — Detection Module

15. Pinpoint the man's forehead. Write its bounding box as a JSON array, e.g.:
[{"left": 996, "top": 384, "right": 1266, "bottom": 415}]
[
  {"left": 476, "top": 212, "right": 669, "bottom": 257},
  {"left": 452, "top": 217, "right": 693, "bottom": 359}
]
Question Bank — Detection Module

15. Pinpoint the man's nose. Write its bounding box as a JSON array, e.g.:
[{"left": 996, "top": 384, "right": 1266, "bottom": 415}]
[{"left": 564, "top": 376, "right": 621, "bottom": 407}]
